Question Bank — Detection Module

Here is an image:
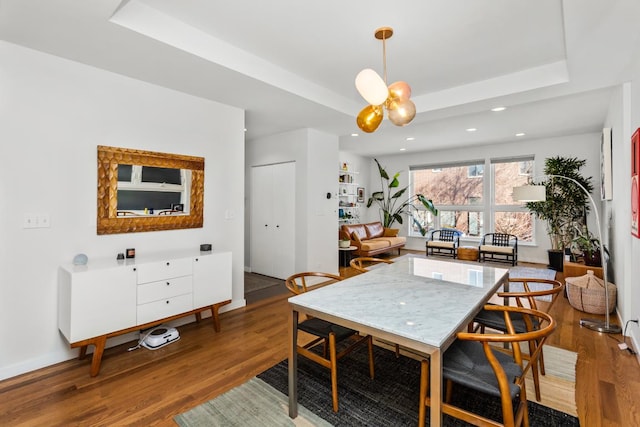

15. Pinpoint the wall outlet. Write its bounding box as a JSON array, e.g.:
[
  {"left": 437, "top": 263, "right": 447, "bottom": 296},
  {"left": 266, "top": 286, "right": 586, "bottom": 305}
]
[{"left": 23, "top": 214, "right": 37, "bottom": 228}]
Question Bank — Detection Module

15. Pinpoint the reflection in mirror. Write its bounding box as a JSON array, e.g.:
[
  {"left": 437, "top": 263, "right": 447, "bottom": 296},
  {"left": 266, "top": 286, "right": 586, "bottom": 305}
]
[
  {"left": 97, "top": 146, "right": 204, "bottom": 235},
  {"left": 116, "top": 164, "right": 191, "bottom": 216}
]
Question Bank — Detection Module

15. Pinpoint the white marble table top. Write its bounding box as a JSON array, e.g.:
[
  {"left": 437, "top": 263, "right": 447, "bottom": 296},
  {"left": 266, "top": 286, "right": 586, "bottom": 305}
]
[{"left": 288, "top": 255, "right": 508, "bottom": 348}]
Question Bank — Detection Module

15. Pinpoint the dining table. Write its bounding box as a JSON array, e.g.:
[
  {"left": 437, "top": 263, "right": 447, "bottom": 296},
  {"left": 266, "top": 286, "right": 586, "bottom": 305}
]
[{"left": 287, "top": 254, "right": 509, "bottom": 426}]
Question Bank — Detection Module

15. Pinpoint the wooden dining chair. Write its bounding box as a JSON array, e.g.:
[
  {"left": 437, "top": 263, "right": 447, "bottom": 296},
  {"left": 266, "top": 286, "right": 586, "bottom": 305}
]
[
  {"left": 285, "top": 272, "right": 375, "bottom": 412},
  {"left": 419, "top": 305, "right": 557, "bottom": 427},
  {"left": 349, "top": 256, "right": 394, "bottom": 273},
  {"left": 472, "top": 278, "right": 564, "bottom": 401}
]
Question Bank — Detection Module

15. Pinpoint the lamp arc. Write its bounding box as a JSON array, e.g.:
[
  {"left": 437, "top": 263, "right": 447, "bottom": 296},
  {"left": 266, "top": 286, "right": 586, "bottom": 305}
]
[{"left": 513, "top": 174, "right": 621, "bottom": 334}]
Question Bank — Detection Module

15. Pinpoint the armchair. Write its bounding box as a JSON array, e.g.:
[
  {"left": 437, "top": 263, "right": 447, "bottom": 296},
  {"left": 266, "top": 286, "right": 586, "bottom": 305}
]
[
  {"left": 419, "top": 305, "right": 556, "bottom": 427},
  {"left": 285, "top": 272, "right": 375, "bottom": 412},
  {"left": 425, "top": 229, "right": 460, "bottom": 258},
  {"left": 479, "top": 233, "right": 518, "bottom": 265}
]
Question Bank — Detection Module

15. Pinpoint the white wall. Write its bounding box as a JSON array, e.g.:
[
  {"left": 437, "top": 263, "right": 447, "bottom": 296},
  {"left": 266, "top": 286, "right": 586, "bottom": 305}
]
[
  {"left": 0, "top": 41, "right": 246, "bottom": 380},
  {"left": 306, "top": 131, "right": 340, "bottom": 271},
  {"left": 613, "top": 50, "right": 640, "bottom": 351},
  {"left": 246, "top": 129, "right": 339, "bottom": 274}
]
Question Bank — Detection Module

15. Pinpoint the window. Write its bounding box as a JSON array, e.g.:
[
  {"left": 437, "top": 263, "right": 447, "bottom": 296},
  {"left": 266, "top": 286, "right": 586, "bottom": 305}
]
[
  {"left": 410, "top": 162, "right": 485, "bottom": 237},
  {"left": 409, "top": 157, "right": 536, "bottom": 243},
  {"left": 492, "top": 158, "right": 534, "bottom": 242},
  {"left": 468, "top": 164, "right": 484, "bottom": 177}
]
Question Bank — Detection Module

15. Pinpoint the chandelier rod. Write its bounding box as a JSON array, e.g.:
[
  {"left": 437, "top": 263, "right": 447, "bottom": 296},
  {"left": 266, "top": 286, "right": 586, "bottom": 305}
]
[{"left": 375, "top": 27, "right": 393, "bottom": 86}]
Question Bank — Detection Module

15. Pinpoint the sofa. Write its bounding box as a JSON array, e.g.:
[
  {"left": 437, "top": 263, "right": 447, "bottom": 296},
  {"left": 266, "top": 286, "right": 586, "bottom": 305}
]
[{"left": 340, "top": 222, "right": 407, "bottom": 257}]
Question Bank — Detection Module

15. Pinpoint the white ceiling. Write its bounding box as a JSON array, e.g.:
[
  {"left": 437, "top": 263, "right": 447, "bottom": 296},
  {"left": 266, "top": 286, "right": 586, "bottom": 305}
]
[{"left": 1, "top": 0, "right": 639, "bottom": 156}]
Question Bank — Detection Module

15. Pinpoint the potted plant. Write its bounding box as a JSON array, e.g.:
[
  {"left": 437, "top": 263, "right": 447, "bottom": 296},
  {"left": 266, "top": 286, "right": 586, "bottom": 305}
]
[
  {"left": 367, "top": 159, "right": 438, "bottom": 236},
  {"left": 572, "top": 226, "right": 602, "bottom": 266},
  {"left": 524, "top": 156, "right": 594, "bottom": 271},
  {"left": 339, "top": 237, "right": 351, "bottom": 248}
]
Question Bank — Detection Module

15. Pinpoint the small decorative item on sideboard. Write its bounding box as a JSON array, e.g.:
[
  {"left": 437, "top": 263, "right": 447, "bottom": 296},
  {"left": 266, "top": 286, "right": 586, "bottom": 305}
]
[
  {"left": 126, "top": 248, "right": 135, "bottom": 259},
  {"left": 73, "top": 254, "right": 88, "bottom": 265}
]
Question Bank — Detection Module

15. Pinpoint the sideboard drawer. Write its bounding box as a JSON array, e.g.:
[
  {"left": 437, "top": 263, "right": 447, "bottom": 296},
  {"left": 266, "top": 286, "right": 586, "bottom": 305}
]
[
  {"left": 137, "top": 276, "right": 192, "bottom": 305},
  {"left": 136, "top": 258, "right": 192, "bottom": 284},
  {"left": 137, "top": 293, "right": 192, "bottom": 325}
]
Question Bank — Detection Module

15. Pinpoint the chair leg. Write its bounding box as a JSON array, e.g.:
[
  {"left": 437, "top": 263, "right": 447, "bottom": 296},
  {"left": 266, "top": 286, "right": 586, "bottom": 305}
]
[
  {"left": 445, "top": 379, "right": 453, "bottom": 403},
  {"left": 418, "top": 359, "right": 429, "bottom": 427},
  {"left": 329, "top": 333, "right": 339, "bottom": 412},
  {"left": 529, "top": 340, "right": 543, "bottom": 401},
  {"left": 538, "top": 343, "right": 546, "bottom": 375}
]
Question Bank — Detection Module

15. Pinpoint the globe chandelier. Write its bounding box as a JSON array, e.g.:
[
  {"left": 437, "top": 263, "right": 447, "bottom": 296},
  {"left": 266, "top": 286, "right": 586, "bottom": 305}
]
[{"left": 355, "top": 27, "right": 416, "bottom": 133}]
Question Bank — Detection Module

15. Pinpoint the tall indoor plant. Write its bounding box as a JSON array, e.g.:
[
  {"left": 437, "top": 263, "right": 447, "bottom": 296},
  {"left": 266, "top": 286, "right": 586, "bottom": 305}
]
[
  {"left": 524, "top": 156, "right": 594, "bottom": 269},
  {"left": 367, "top": 158, "right": 438, "bottom": 235}
]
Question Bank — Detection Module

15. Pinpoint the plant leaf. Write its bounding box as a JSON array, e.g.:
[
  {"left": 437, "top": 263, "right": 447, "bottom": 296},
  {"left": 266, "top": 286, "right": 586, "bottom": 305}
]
[
  {"left": 391, "top": 187, "right": 408, "bottom": 199},
  {"left": 389, "top": 173, "right": 400, "bottom": 188},
  {"left": 374, "top": 158, "right": 389, "bottom": 180}
]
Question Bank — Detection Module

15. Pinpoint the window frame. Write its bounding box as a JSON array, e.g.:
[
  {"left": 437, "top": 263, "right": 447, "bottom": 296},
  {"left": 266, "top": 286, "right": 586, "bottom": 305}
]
[{"left": 409, "top": 156, "right": 537, "bottom": 244}]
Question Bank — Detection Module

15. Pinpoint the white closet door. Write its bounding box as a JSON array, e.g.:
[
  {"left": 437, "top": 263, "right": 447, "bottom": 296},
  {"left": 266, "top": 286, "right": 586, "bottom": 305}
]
[
  {"left": 271, "top": 162, "right": 295, "bottom": 279},
  {"left": 250, "top": 162, "right": 296, "bottom": 279},
  {"left": 251, "top": 165, "right": 273, "bottom": 276}
]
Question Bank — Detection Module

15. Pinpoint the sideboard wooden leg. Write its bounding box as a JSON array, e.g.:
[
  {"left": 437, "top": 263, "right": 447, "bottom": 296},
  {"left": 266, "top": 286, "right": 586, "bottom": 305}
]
[
  {"left": 89, "top": 336, "right": 107, "bottom": 377},
  {"left": 211, "top": 304, "right": 221, "bottom": 332},
  {"left": 195, "top": 312, "right": 202, "bottom": 323},
  {"left": 210, "top": 300, "right": 232, "bottom": 332},
  {"left": 78, "top": 345, "right": 88, "bottom": 360}
]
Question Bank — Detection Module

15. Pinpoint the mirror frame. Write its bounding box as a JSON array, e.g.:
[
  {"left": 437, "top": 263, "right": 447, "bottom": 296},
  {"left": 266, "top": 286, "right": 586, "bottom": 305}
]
[{"left": 97, "top": 145, "right": 204, "bottom": 235}]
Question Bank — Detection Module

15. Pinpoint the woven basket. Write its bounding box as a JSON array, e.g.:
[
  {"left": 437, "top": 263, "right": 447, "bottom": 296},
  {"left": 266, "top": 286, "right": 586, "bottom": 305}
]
[{"left": 566, "top": 271, "right": 616, "bottom": 314}]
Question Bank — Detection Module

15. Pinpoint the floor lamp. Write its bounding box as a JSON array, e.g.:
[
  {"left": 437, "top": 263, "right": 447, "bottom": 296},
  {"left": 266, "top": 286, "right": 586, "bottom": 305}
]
[{"left": 513, "top": 175, "right": 622, "bottom": 334}]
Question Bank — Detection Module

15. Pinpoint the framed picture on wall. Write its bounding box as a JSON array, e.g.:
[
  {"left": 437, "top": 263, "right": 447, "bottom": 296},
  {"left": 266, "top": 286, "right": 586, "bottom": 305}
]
[
  {"left": 601, "top": 127, "right": 613, "bottom": 201},
  {"left": 357, "top": 187, "right": 365, "bottom": 203},
  {"left": 632, "top": 128, "right": 640, "bottom": 238}
]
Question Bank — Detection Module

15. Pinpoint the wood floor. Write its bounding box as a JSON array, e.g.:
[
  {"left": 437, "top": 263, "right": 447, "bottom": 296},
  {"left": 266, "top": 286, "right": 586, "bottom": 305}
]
[{"left": 1, "top": 253, "right": 639, "bottom": 426}]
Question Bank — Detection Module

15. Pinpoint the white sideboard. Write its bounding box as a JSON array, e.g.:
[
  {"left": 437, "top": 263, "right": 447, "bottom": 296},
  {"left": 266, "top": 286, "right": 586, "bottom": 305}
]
[{"left": 58, "top": 249, "right": 232, "bottom": 376}]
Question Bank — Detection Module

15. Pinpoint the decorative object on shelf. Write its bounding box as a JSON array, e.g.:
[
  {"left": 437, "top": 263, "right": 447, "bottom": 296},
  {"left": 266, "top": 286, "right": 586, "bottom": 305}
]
[
  {"left": 72, "top": 254, "right": 88, "bottom": 265},
  {"left": 367, "top": 158, "right": 438, "bottom": 236},
  {"left": 514, "top": 156, "right": 594, "bottom": 271},
  {"left": 116, "top": 252, "right": 125, "bottom": 260},
  {"left": 126, "top": 248, "right": 135, "bottom": 259},
  {"left": 513, "top": 166, "right": 620, "bottom": 334},
  {"left": 200, "top": 243, "right": 212, "bottom": 251},
  {"left": 355, "top": 27, "right": 416, "bottom": 133}
]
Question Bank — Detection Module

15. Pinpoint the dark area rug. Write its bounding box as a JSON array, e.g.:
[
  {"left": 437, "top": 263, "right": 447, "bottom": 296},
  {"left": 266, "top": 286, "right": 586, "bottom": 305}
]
[{"left": 258, "top": 345, "right": 579, "bottom": 426}]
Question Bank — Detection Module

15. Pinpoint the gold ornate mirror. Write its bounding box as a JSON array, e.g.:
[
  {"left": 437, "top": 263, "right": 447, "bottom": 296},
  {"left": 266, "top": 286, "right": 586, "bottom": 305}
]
[{"left": 97, "top": 145, "right": 204, "bottom": 235}]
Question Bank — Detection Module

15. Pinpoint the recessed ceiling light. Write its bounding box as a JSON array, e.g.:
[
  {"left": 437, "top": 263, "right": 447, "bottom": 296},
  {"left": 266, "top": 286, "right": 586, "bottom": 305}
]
[
  {"left": 399, "top": 148, "right": 406, "bottom": 151},
  {"left": 406, "top": 137, "right": 415, "bottom": 141},
  {"left": 466, "top": 128, "right": 477, "bottom": 132},
  {"left": 351, "top": 133, "right": 359, "bottom": 137},
  {"left": 243, "top": 128, "right": 247, "bottom": 132},
  {"left": 515, "top": 132, "right": 526, "bottom": 137},
  {"left": 491, "top": 106, "right": 506, "bottom": 112}
]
